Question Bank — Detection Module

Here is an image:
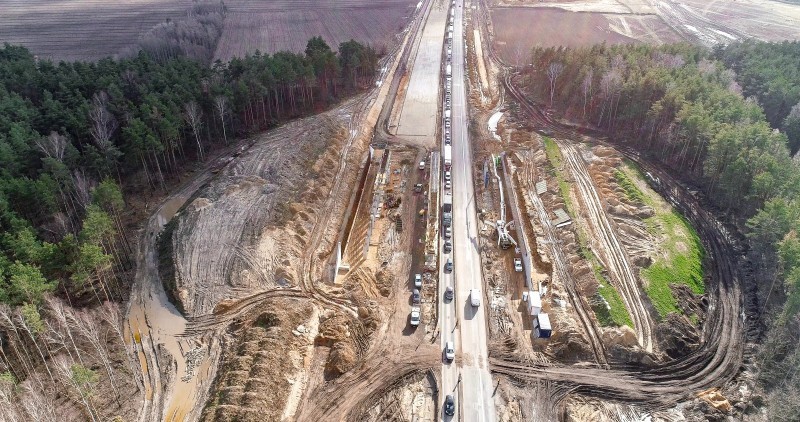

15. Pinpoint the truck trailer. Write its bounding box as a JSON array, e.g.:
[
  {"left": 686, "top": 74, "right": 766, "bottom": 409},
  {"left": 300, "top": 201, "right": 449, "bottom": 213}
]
[
  {"left": 534, "top": 313, "right": 552, "bottom": 338},
  {"left": 527, "top": 291, "right": 542, "bottom": 315},
  {"left": 443, "top": 145, "right": 452, "bottom": 169},
  {"left": 442, "top": 194, "right": 453, "bottom": 227},
  {"left": 446, "top": 64, "right": 452, "bottom": 77}
]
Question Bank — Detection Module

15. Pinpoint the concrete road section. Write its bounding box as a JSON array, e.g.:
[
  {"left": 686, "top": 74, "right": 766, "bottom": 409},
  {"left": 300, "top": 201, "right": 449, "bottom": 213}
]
[
  {"left": 395, "top": 0, "right": 448, "bottom": 147},
  {"left": 438, "top": 0, "right": 497, "bottom": 420}
]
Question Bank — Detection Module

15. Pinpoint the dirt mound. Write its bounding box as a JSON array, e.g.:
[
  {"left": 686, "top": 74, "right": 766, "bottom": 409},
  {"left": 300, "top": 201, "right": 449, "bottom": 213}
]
[
  {"left": 326, "top": 341, "right": 358, "bottom": 378},
  {"left": 375, "top": 269, "right": 393, "bottom": 297},
  {"left": 547, "top": 326, "right": 594, "bottom": 363},
  {"left": 601, "top": 325, "right": 638, "bottom": 348},
  {"left": 200, "top": 298, "right": 314, "bottom": 422},
  {"left": 656, "top": 312, "right": 700, "bottom": 359},
  {"left": 187, "top": 197, "right": 213, "bottom": 212}
]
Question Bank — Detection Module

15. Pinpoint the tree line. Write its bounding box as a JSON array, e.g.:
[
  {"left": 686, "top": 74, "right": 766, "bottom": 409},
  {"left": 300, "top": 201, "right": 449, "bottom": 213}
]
[
  {"left": 0, "top": 35, "right": 377, "bottom": 307},
  {"left": 524, "top": 41, "right": 800, "bottom": 419}
]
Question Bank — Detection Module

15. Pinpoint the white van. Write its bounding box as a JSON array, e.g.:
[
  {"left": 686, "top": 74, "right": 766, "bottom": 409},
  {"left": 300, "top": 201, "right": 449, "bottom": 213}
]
[{"left": 470, "top": 289, "right": 481, "bottom": 307}]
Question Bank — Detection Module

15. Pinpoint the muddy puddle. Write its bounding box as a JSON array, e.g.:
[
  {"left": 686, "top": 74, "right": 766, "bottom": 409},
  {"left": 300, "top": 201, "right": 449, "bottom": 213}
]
[{"left": 126, "top": 193, "right": 214, "bottom": 421}]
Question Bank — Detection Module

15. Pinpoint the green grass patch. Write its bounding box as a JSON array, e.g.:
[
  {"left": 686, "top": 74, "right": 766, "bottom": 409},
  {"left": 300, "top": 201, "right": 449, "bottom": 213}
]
[
  {"left": 595, "top": 272, "right": 634, "bottom": 328},
  {"left": 613, "top": 169, "right": 645, "bottom": 205},
  {"left": 617, "top": 163, "right": 706, "bottom": 320},
  {"left": 542, "top": 137, "right": 574, "bottom": 213},
  {"left": 575, "top": 226, "right": 633, "bottom": 328},
  {"left": 641, "top": 210, "right": 705, "bottom": 318}
]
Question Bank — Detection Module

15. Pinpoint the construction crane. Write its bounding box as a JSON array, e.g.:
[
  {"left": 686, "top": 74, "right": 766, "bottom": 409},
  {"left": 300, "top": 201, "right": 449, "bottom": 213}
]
[{"left": 491, "top": 154, "right": 517, "bottom": 249}]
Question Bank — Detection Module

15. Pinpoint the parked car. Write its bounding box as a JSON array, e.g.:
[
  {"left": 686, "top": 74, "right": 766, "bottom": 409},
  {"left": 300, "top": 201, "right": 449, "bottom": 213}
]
[
  {"left": 444, "top": 226, "right": 452, "bottom": 239},
  {"left": 410, "top": 307, "right": 421, "bottom": 326},
  {"left": 514, "top": 258, "right": 523, "bottom": 272},
  {"left": 444, "top": 341, "right": 455, "bottom": 361},
  {"left": 444, "top": 240, "right": 452, "bottom": 253},
  {"left": 445, "top": 180, "right": 451, "bottom": 191},
  {"left": 412, "top": 288, "right": 420, "bottom": 304},
  {"left": 444, "top": 285, "right": 454, "bottom": 301},
  {"left": 444, "top": 394, "right": 455, "bottom": 416},
  {"left": 444, "top": 170, "right": 451, "bottom": 181},
  {"left": 414, "top": 273, "right": 422, "bottom": 288},
  {"left": 444, "top": 258, "right": 453, "bottom": 273}
]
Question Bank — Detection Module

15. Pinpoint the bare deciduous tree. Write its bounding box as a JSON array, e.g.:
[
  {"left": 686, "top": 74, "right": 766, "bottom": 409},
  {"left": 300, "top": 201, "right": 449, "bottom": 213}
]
[
  {"left": 20, "top": 380, "right": 58, "bottom": 422},
  {"left": 547, "top": 62, "right": 564, "bottom": 107},
  {"left": 582, "top": 68, "right": 594, "bottom": 119},
  {"left": 69, "top": 310, "right": 119, "bottom": 398},
  {"left": 54, "top": 357, "right": 100, "bottom": 422},
  {"left": 214, "top": 95, "right": 229, "bottom": 144},
  {"left": 89, "top": 92, "right": 118, "bottom": 152},
  {"left": 34, "top": 132, "right": 67, "bottom": 161},
  {"left": 184, "top": 101, "right": 205, "bottom": 160},
  {"left": 45, "top": 296, "right": 85, "bottom": 366}
]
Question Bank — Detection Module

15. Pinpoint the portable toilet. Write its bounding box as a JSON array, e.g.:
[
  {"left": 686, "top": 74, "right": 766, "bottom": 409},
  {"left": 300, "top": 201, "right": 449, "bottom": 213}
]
[
  {"left": 534, "top": 313, "right": 552, "bottom": 338},
  {"left": 527, "top": 291, "right": 542, "bottom": 316}
]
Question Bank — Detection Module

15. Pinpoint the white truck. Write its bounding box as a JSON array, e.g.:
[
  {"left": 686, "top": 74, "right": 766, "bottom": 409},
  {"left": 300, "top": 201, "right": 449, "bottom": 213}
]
[
  {"left": 445, "top": 109, "right": 451, "bottom": 120},
  {"left": 446, "top": 64, "right": 452, "bottom": 77},
  {"left": 470, "top": 289, "right": 481, "bottom": 307},
  {"left": 443, "top": 145, "right": 452, "bottom": 169}
]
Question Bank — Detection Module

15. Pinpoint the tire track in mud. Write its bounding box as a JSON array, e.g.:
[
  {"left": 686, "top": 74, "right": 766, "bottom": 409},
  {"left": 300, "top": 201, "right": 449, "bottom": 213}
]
[
  {"left": 517, "top": 152, "right": 609, "bottom": 366},
  {"left": 555, "top": 140, "right": 655, "bottom": 352},
  {"left": 498, "top": 73, "right": 746, "bottom": 407}
]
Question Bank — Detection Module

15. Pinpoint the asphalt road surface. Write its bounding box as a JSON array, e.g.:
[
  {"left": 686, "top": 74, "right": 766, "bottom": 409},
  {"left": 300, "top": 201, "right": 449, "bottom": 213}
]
[{"left": 439, "top": 1, "right": 497, "bottom": 420}]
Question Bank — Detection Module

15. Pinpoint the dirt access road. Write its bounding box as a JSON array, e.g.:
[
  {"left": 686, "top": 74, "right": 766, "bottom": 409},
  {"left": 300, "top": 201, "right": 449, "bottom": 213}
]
[
  {"left": 556, "top": 139, "right": 655, "bottom": 353},
  {"left": 498, "top": 75, "right": 747, "bottom": 409},
  {"left": 124, "top": 2, "right": 426, "bottom": 417}
]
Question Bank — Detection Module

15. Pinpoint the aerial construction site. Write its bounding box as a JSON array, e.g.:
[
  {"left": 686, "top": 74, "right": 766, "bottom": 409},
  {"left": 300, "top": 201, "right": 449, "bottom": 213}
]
[{"left": 2, "top": 0, "right": 800, "bottom": 421}]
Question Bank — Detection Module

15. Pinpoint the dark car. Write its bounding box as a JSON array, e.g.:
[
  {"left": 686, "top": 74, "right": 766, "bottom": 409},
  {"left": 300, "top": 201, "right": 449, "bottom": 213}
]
[
  {"left": 444, "top": 394, "right": 455, "bottom": 416},
  {"left": 444, "top": 258, "right": 453, "bottom": 273},
  {"left": 444, "top": 240, "right": 452, "bottom": 253},
  {"left": 444, "top": 286, "right": 454, "bottom": 301},
  {"left": 412, "top": 288, "right": 421, "bottom": 304}
]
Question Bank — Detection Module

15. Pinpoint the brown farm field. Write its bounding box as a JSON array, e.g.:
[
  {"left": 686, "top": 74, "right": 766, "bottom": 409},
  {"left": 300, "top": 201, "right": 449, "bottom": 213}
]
[
  {"left": 0, "top": 0, "right": 191, "bottom": 61},
  {"left": 490, "top": 8, "right": 647, "bottom": 63},
  {"left": 0, "top": 0, "right": 417, "bottom": 62},
  {"left": 213, "top": 0, "right": 418, "bottom": 61}
]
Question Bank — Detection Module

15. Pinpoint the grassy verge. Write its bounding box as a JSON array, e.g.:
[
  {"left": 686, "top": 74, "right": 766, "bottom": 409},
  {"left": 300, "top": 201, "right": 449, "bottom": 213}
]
[
  {"left": 614, "top": 169, "right": 645, "bottom": 205},
  {"left": 576, "top": 227, "right": 633, "bottom": 328},
  {"left": 618, "top": 164, "right": 705, "bottom": 320},
  {"left": 542, "top": 137, "right": 573, "bottom": 213}
]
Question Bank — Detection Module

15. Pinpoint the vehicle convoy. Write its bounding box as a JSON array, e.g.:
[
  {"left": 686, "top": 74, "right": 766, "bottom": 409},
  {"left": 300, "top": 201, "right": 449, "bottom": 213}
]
[
  {"left": 470, "top": 289, "right": 481, "bottom": 307},
  {"left": 442, "top": 193, "right": 453, "bottom": 227}
]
